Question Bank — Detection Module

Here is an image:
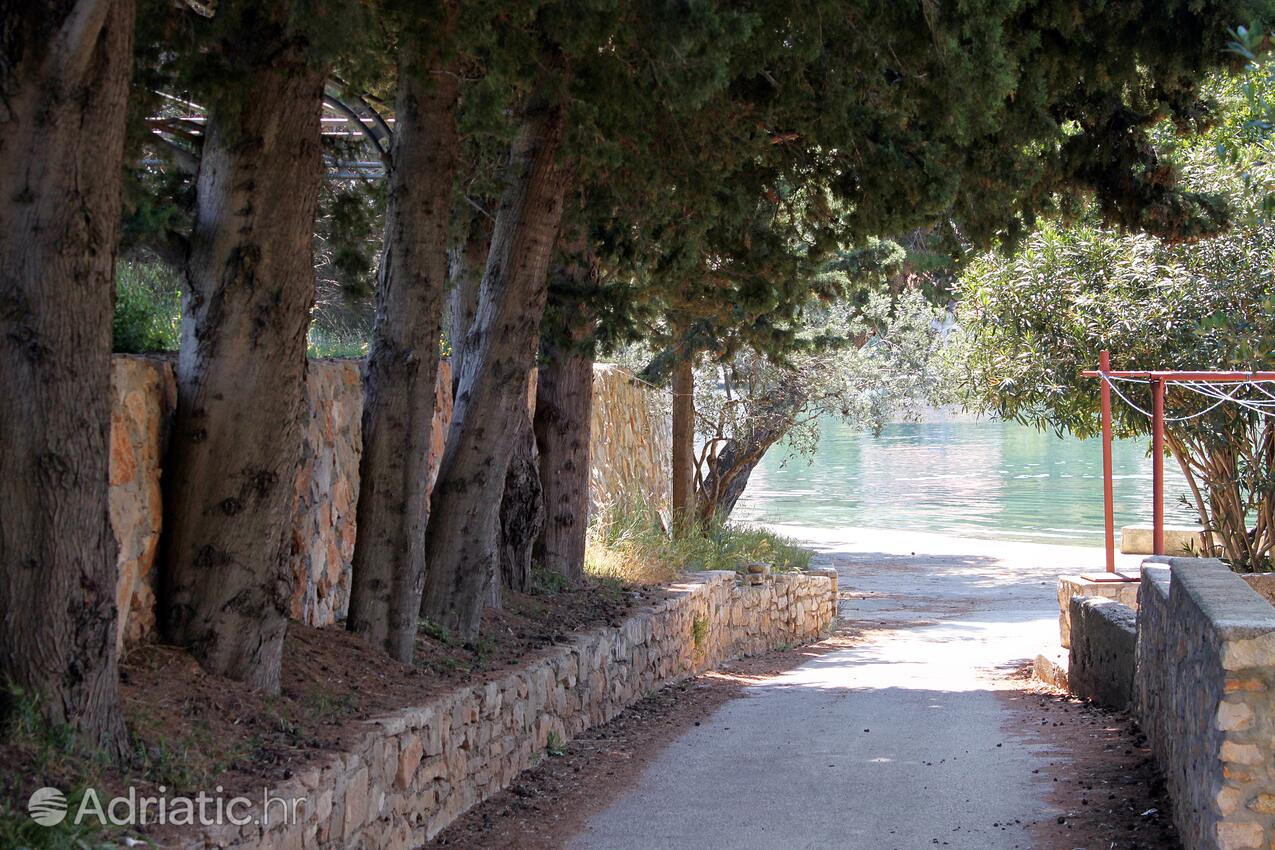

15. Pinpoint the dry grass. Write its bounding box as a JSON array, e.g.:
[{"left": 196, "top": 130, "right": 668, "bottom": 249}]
[{"left": 584, "top": 501, "right": 811, "bottom": 585}]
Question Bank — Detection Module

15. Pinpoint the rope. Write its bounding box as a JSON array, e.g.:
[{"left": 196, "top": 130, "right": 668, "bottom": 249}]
[{"left": 1100, "top": 374, "right": 1275, "bottom": 422}]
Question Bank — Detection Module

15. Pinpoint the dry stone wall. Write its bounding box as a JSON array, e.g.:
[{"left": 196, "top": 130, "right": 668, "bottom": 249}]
[
  {"left": 285, "top": 360, "right": 452, "bottom": 627},
  {"left": 589, "top": 364, "right": 671, "bottom": 515},
  {"left": 178, "top": 570, "right": 836, "bottom": 850},
  {"left": 1056, "top": 575, "right": 1140, "bottom": 648},
  {"left": 1067, "top": 596, "right": 1136, "bottom": 709},
  {"left": 109, "top": 356, "right": 176, "bottom": 654},
  {"left": 1135, "top": 558, "right": 1275, "bottom": 850},
  {"left": 110, "top": 358, "right": 669, "bottom": 646}
]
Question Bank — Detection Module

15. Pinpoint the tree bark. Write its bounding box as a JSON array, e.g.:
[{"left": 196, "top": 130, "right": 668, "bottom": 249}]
[
  {"left": 446, "top": 210, "right": 491, "bottom": 383},
  {"left": 696, "top": 430, "right": 782, "bottom": 523},
  {"left": 495, "top": 407, "right": 545, "bottom": 603},
  {"left": 671, "top": 357, "right": 696, "bottom": 536},
  {"left": 422, "top": 101, "right": 570, "bottom": 638},
  {"left": 533, "top": 306, "right": 596, "bottom": 583},
  {"left": 160, "top": 36, "right": 326, "bottom": 693},
  {"left": 0, "top": 0, "right": 133, "bottom": 757},
  {"left": 346, "top": 44, "right": 459, "bottom": 663}
]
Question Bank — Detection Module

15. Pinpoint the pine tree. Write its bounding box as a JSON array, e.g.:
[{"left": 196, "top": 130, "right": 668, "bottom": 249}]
[
  {"left": 346, "top": 3, "right": 462, "bottom": 663},
  {"left": 0, "top": 0, "right": 135, "bottom": 758},
  {"left": 159, "top": 0, "right": 368, "bottom": 692}
]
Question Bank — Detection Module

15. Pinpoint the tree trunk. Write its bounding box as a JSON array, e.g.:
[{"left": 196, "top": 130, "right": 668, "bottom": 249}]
[
  {"left": 697, "top": 440, "right": 754, "bottom": 522},
  {"left": 0, "top": 0, "right": 133, "bottom": 757},
  {"left": 671, "top": 357, "right": 696, "bottom": 536},
  {"left": 496, "top": 408, "right": 545, "bottom": 602},
  {"left": 160, "top": 43, "right": 326, "bottom": 693},
  {"left": 346, "top": 44, "right": 459, "bottom": 663},
  {"left": 533, "top": 307, "right": 596, "bottom": 583},
  {"left": 446, "top": 211, "right": 491, "bottom": 383},
  {"left": 422, "top": 101, "right": 570, "bottom": 638},
  {"left": 696, "top": 431, "right": 781, "bottom": 523}
]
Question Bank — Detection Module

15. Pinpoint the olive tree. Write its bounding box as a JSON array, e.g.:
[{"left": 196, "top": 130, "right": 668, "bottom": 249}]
[{"left": 695, "top": 290, "right": 955, "bottom": 521}]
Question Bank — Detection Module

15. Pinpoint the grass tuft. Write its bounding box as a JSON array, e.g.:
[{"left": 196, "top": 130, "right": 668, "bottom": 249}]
[{"left": 584, "top": 499, "right": 811, "bottom": 584}]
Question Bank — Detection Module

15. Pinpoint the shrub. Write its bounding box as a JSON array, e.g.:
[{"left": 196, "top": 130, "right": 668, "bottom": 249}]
[{"left": 113, "top": 262, "right": 180, "bottom": 353}]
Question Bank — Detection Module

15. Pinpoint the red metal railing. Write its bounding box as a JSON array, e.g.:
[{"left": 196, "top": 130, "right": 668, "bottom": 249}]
[{"left": 1082, "top": 351, "right": 1275, "bottom": 576}]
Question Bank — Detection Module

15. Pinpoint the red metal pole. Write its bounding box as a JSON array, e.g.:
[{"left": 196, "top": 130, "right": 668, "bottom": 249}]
[
  {"left": 1152, "top": 378, "right": 1166, "bottom": 556},
  {"left": 1100, "top": 351, "right": 1116, "bottom": 573}
]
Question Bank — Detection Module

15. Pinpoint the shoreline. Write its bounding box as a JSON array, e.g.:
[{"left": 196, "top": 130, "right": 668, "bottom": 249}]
[{"left": 745, "top": 521, "right": 1150, "bottom": 573}]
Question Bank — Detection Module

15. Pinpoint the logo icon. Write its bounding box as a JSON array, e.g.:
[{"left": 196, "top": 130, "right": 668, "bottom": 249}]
[{"left": 28, "top": 787, "right": 68, "bottom": 826}]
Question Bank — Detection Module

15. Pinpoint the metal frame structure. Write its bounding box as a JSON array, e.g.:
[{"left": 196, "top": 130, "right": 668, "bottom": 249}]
[{"left": 1082, "top": 350, "right": 1275, "bottom": 580}]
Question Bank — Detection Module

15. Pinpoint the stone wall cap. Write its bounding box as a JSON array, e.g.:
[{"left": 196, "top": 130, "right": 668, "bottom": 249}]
[
  {"left": 1139, "top": 562, "right": 1171, "bottom": 587},
  {"left": 1168, "top": 558, "right": 1275, "bottom": 638},
  {"left": 1072, "top": 595, "right": 1137, "bottom": 631}
]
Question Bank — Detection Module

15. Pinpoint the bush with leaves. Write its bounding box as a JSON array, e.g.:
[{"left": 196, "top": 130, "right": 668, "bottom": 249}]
[
  {"left": 112, "top": 262, "right": 181, "bottom": 354},
  {"left": 953, "top": 53, "right": 1275, "bottom": 569}
]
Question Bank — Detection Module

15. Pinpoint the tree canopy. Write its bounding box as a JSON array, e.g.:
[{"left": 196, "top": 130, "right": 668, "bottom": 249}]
[{"left": 953, "top": 47, "right": 1275, "bottom": 568}]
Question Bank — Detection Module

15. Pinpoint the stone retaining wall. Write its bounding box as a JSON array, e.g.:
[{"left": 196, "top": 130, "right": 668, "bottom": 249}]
[
  {"left": 1135, "top": 558, "right": 1275, "bottom": 850},
  {"left": 109, "top": 356, "right": 175, "bottom": 653},
  {"left": 1067, "top": 596, "right": 1136, "bottom": 709},
  {"left": 110, "top": 357, "right": 666, "bottom": 646},
  {"left": 589, "top": 364, "right": 671, "bottom": 515},
  {"left": 180, "top": 570, "right": 837, "bottom": 850},
  {"left": 1056, "top": 575, "right": 1140, "bottom": 649}
]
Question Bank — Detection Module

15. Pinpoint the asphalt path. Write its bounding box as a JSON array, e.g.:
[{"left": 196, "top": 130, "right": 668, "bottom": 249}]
[{"left": 568, "top": 527, "right": 1145, "bottom": 850}]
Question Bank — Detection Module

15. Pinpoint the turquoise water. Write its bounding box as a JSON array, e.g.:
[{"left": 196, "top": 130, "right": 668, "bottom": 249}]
[{"left": 733, "top": 418, "right": 1197, "bottom": 545}]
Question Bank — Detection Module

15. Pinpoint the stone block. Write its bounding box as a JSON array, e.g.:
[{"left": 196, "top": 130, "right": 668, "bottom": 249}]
[
  {"left": 342, "top": 766, "right": 369, "bottom": 844},
  {"left": 1121, "top": 523, "right": 1207, "bottom": 556},
  {"left": 1057, "top": 575, "right": 1140, "bottom": 648},
  {"left": 1216, "top": 820, "right": 1265, "bottom": 850},
  {"left": 396, "top": 735, "right": 423, "bottom": 791}
]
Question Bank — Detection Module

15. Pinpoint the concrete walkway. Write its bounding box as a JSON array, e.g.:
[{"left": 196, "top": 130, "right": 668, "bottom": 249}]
[{"left": 568, "top": 527, "right": 1145, "bottom": 850}]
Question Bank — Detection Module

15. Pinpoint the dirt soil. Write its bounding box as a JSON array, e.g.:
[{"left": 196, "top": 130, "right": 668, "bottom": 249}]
[
  {"left": 999, "top": 665, "right": 1181, "bottom": 850},
  {"left": 0, "top": 580, "right": 662, "bottom": 844}
]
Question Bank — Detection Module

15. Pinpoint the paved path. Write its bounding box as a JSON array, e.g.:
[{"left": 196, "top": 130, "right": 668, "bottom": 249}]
[{"left": 569, "top": 527, "right": 1145, "bottom": 850}]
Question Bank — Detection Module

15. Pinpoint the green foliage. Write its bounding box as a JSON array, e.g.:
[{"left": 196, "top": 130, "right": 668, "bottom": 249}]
[
  {"left": 2, "top": 682, "right": 82, "bottom": 775},
  {"left": 698, "top": 290, "right": 957, "bottom": 456},
  {"left": 954, "top": 53, "right": 1275, "bottom": 431},
  {"left": 688, "top": 289, "right": 958, "bottom": 520},
  {"left": 529, "top": 566, "right": 573, "bottom": 596},
  {"left": 316, "top": 180, "right": 385, "bottom": 303},
  {"left": 0, "top": 685, "right": 128, "bottom": 849},
  {"left": 113, "top": 263, "right": 181, "bottom": 354},
  {"left": 690, "top": 615, "right": 708, "bottom": 651},
  {"left": 587, "top": 0, "right": 1272, "bottom": 393},
  {"left": 418, "top": 619, "right": 451, "bottom": 645},
  {"left": 954, "top": 218, "right": 1275, "bottom": 436},
  {"left": 130, "top": 735, "right": 202, "bottom": 791},
  {"left": 124, "top": 0, "right": 1275, "bottom": 379},
  {"left": 306, "top": 323, "right": 369, "bottom": 359},
  {"left": 953, "top": 58, "right": 1275, "bottom": 569},
  {"left": 303, "top": 689, "right": 361, "bottom": 725}
]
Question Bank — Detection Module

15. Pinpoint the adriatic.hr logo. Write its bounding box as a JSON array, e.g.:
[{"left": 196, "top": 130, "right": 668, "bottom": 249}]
[
  {"left": 25, "top": 784, "right": 307, "bottom": 828},
  {"left": 27, "top": 787, "right": 69, "bottom": 826}
]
